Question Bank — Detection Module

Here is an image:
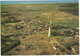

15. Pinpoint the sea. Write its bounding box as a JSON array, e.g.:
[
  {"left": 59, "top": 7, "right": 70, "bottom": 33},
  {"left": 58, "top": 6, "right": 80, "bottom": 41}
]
[{"left": 1, "top": 1, "right": 78, "bottom": 5}]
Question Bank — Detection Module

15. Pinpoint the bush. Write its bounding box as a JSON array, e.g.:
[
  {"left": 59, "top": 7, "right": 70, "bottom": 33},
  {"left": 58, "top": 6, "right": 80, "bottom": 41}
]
[
  {"left": 1, "top": 38, "right": 20, "bottom": 55},
  {"left": 1, "top": 34, "right": 14, "bottom": 38},
  {"left": 64, "top": 31, "right": 72, "bottom": 37}
]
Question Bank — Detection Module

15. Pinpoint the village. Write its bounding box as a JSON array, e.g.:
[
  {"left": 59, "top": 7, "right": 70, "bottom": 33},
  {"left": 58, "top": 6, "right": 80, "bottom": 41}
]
[{"left": 1, "top": 3, "right": 79, "bottom": 55}]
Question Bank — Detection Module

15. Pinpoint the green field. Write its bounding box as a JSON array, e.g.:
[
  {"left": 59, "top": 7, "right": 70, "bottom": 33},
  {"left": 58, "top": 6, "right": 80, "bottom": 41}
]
[
  {"left": 1, "top": 3, "right": 79, "bottom": 55},
  {"left": 52, "top": 20, "right": 79, "bottom": 28}
]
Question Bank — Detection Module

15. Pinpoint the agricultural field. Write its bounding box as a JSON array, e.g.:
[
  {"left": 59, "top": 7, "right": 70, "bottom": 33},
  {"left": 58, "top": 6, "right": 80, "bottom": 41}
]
[{"left": 1, "top": 3, "right": 79, "bottom": 55}]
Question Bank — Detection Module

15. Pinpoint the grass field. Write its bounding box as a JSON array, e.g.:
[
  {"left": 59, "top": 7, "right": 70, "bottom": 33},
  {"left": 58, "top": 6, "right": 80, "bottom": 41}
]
[{"left": 1, "top": 3, "right": 79, "bottom": 55}]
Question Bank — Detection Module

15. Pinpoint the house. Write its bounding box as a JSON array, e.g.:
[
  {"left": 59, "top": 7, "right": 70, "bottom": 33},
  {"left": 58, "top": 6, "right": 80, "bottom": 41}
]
[
  {"left": 22, "top": 36, "right": 26, "bottom": 38},
  {"left": 61, "top": 31, "right": 64, "bottom": 34},
  {"left": 30, "top": 21, "right": 33, "bottom": 24},
  {"left": 10, "top": 31, "right": 13, "bottom": 33},
  {"left": 17, "top": 25, "right": 21, "bottom": 29},
  {"left": 71, "top": 45, "right": 79, "bottom": 54},
  {"left": 42, "top": 28, "right": 46, "bottom": 30},
  {"left": 10, "top": 19, "right": 14, "bottom": 21},
  {"left": 15, "top": 48, "right": 20, "bottom": 51},
  {"left": 27, "top": 19, "right": 31, "bottom": 21},
  {"left": 74, "top": 35, "right": 79, "bottom": 39},
  {"left": 53, "top": 46, "right": 59, "bottom": 50},
  {"left": 34, "top": 30, "right": 37, "bottom": 32}
]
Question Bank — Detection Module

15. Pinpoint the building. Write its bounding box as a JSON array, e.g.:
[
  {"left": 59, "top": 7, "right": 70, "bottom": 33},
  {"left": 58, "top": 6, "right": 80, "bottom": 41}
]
[{"left": 74, "top": 35, "right": 79, "bottom": 39}]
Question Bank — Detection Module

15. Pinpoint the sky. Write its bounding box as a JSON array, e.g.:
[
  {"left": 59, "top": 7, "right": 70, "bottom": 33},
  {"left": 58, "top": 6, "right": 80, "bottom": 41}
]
[{"left": 0, "top": 0, "right": 79, "bottom": 1}]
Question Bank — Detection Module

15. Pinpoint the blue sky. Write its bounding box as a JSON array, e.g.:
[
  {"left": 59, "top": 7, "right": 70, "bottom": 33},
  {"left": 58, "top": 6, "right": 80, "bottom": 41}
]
[{"left": 1, "top": 0, "right": 79, "bottom": 1}]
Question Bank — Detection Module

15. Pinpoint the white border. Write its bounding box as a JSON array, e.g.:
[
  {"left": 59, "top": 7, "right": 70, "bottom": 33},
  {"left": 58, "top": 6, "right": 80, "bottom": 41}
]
[
  {"left": 79, "top": 0, "right": 80, "bottom": 55},
  {"left": 0, "top": 0, "right": 1, "bottom": 56}
]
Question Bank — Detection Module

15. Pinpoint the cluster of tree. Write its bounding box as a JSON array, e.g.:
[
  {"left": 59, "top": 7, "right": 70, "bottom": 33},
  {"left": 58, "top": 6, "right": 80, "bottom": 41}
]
[
  {"left": 62, "top": 40, "right": 79, "bottom": 51},
  {"left": 27, "top": 9, "right": 41, "bottom": 11},
  {"left": 51, "top": 30, "right": 64, "bottom": 36},
  {"left": 2, "top": 16, "right": 21, "bottom": 24},
  {"left": 59, "top": 3, "right": 78, "bottom": 15},
  {"left": 1, "top": 38, "right": 20, "bottom": 54},
  {"left": 6, "top": 17, "right": 21, "bottom": 23},
  {"left": 51, "top": 30, "right": 75, "bottom": 37},
  {"left": 2, "top": 13, "right": 10, "bottom": 17},
  {"left": 1, "top": 34, "right": 14, "bottom": 38},
  {"left": 59, "top": 3, "right": 78, "bottom": 7},
  {"left": 51, "top": 25, "right": 79, "bottom": 37},
  {"left": 1, "top": 11, "right": 10, "bottom": 17},
  {"left": 51, "top": 25, "right": 69, "bottom": 30}
]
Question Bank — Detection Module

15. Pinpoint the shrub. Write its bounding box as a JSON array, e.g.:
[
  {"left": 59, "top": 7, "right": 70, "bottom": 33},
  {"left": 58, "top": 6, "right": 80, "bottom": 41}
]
[{"left": 1, "top": 38, "right": 20, "bottom": 55}]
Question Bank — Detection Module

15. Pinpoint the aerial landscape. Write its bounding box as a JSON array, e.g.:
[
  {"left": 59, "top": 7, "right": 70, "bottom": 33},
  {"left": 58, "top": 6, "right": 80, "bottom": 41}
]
[{"left": 1, "top": 0, "right": 79, "bottom": 55}]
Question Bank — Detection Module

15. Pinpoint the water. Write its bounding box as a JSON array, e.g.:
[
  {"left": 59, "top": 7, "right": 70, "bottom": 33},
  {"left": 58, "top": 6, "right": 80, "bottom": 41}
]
[{"left": 1, "top": 1, "right": 78, "bottom": 5}]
